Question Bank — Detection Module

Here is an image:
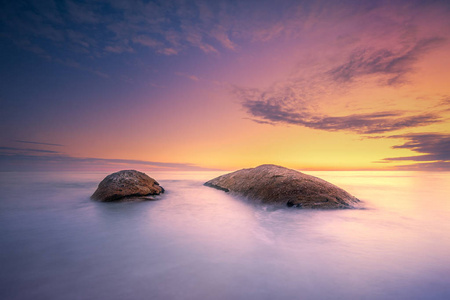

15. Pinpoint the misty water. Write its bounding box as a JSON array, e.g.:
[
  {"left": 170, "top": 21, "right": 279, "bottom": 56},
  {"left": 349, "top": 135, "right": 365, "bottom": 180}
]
[{"left": 1, "top": 171, "right": 449, "bottom": 300}]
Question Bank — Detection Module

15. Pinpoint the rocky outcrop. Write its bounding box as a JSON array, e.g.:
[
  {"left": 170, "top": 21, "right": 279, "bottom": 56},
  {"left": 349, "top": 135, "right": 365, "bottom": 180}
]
[
  {"left": 204, "top": 164, "right": 360, "bottom": 209},
  {"left": 91, "top": 170, "right": 164, "bottom": 202}
]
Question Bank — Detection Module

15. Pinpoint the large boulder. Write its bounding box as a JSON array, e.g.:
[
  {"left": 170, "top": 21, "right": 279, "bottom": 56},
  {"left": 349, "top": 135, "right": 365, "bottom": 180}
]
[
  {"left": 91, "top": 170, "right": 164, "bottom": 202},
  {"left": 204, "top": 164, "right": 360, "bottom": 209}
]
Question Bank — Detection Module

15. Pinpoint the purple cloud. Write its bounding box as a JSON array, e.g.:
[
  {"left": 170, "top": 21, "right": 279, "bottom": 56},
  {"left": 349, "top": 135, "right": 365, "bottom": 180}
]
[
  {"left": 380, "top": 133, "right": 450, "bottom": 170},
  {"left": 14, "top": 140, "right": 63, "bottom": 147},
  {"left": 328, "top": 37, "right": 446, "bottom": 85},
  {"left": 384, "top": 133, "right": 450, "bottom": 161},
  {"left": 240, "top": 95, "right": 441, "bottom": 134},
  {"left": 0, "top": 152, "right": 217, "bottom": 171},
  {"left": 0, "top": 147, "right": 61, "bottom": 154}
]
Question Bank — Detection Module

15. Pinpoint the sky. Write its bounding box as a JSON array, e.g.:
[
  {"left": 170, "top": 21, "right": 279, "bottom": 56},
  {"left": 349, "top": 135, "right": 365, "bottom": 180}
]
[{"left": 1, "top": 0, "right": 449, "bottom": 171}]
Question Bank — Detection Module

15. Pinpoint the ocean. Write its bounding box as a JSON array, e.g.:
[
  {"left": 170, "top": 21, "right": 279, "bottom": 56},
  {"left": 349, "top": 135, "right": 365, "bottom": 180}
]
[{"left": 1, "top": 170, "right": 449, "bottom": 300}]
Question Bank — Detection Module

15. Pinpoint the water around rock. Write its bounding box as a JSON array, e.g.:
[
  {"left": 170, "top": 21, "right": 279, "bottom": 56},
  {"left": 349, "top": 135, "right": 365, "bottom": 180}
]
[
  {"left": 204, "top": 164, "right": 360, "bottom": 208},
  {"left": 91, "top": 170, "right": 164, "bottom": 201}
]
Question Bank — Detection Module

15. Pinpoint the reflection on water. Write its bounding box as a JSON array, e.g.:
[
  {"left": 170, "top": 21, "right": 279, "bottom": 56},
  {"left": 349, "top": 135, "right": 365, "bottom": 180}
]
[{"left": 0, "top": 171, "right": 449, "bottom": 300}]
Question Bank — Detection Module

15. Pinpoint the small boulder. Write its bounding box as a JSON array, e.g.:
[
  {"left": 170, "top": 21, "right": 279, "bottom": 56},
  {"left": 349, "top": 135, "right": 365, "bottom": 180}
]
[
  {"left": 204, "top": 164, "right": 360, "bottom": 209},
  {"left": 91, "top": 170, "right": 164, "bottom": 202}
]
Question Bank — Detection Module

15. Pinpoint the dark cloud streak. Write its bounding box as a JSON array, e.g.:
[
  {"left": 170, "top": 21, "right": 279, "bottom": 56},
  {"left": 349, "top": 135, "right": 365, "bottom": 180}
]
[
  {"left": 14, "top": 140, "right": 63, "bottom": 147},
  {"left": 328, "top": 37, "right": 446, "bottom": 85},
  {"left": 0, "top": 147, "right": 61, "bottom": 154},
  {"left": 381, "top": 133, "right": 450, "bottom": 170},
  {"left": 242, "top": 98, "right": 441, "bottom": 134},
  {"left": 0, "top": 150, "right": 216, "bottom": 171},
  {"left": 235, "top": 34, "right": 446, "bottom": 134},
  {"left": 385, "top": 133, "right": 450, "bottom": 161}
]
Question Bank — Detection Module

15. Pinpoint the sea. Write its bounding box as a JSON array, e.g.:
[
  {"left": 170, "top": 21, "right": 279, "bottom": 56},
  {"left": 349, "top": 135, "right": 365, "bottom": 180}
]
[{"left": 1, "top": 170, "right": 449, "bottom": 300}]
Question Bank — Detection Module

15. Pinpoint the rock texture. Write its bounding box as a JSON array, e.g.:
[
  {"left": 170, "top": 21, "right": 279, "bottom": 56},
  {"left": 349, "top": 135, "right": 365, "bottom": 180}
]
[
  {"left": 91, "top": 170, "right": 164, "bottom": 202},
  {"left": 204, "top": 164, "right": 360, "bottom": 209}
]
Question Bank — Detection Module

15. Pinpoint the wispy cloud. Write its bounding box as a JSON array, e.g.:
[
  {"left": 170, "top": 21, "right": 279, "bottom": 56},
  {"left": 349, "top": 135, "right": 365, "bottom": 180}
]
[
  {"left": 223, "top": 1, "right": 450, "bottom": 134},
  {"left": 158, "top": 48, "right": 179, "bottom": 56},
  {"left": 132, "top": 35, "right": 163, "bottom": 49},
  {"left": 0, "top": 141, "right": 216, "bottom": 171},
  {"left": 0, "top": 151, "right": 217, "bottom": 171},
  {"left": 391, "top": 161, "right": 450, "bottom": 170},
  {"left": 379, "top": 133, "right": 450, "bottom": 170},
  {"left": 438, "top": 95, "right": 450, "bottom": 111},
  {"left": 328, "top": 37, "right": 446, "bottom": 86},
  {"left": 175, "top": 72, "right": 200, "bottom": 81},
  {"left": 1, "top": 0, "right": 239, "bottom": 61},
  {"left": 384, "top": 133, "right": 450, "bottom": 161},
  {"left": 14, "top": 140, "right": 63, "bottom": 147},
  {"left": 211, "top": 25, "right": 237, "bottom": 50},
  {"left": 0, "top": 0, "right": 322, "bottom": 68},
  {"left": 236, "top": 85, "right": 442, "bottom": 134},
  {"left": 3, "top": 0, "right": 448, "bottom": 83},
  {"left": 65, "top": 0, "right": 100, "bottom": 24},
  {"left": 0, "top": 147, "right": 61, "bottom": 154},
  {"left": 233, "top": 31, "right": 447, "bottom": 133},
  {"left": 104, "top": 44, "right": 134, "bottom": 54}
]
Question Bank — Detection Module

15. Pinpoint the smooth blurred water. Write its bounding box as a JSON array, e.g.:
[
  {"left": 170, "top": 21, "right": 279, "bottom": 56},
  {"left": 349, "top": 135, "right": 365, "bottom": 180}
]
[{"left": 1, "top": 170, "right": 449, "bottom": 300}]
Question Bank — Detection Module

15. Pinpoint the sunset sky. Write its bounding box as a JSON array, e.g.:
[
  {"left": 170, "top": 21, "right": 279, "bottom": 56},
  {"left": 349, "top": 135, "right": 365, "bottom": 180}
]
[{"left": 1, "top": 0, "right": 449, "bottom": 171}]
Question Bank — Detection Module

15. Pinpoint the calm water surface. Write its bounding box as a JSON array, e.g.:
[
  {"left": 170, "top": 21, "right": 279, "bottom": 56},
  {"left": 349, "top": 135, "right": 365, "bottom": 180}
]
[{"left": 1, "top": 171, "right": 449, "bottom": 300}]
